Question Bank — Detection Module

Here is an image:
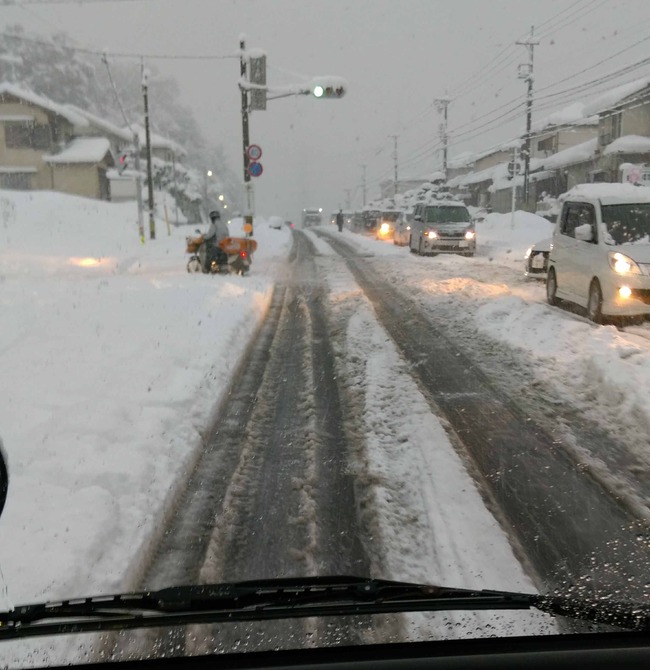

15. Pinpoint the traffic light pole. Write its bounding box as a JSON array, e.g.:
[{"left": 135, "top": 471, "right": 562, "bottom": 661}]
[{"left": 240, "top": 37, "right": 254, "bottom": 237}]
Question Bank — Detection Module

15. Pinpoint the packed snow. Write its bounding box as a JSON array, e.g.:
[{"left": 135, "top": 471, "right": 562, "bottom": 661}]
[{"left": 0, "top": 191, "right": 291, "bottom": 610}]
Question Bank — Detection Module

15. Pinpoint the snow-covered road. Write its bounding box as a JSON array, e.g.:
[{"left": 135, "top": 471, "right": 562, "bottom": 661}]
[{"left": 3, "top": 194, "right": 650, "bottom": 664}]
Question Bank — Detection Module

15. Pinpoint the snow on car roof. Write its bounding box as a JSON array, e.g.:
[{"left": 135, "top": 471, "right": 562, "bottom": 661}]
[
  {"left": 562, "top": 183, "right": 650, "bottom": 205},
  {"left": 423, "top": 199, "right": 468, "bottom": 207}
]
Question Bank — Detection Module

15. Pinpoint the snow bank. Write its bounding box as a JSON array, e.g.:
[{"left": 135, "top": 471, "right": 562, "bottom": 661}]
[
  {"left": 0, "top": 191, "right": 292, "bottom": 608},
  {"left": 475, "top": 211, "right": 555, "bottom": 269}
]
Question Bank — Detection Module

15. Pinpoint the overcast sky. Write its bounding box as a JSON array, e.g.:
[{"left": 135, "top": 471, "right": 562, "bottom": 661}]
[{"left": 1, "top": 0, "right": 649, "bottom": 221}]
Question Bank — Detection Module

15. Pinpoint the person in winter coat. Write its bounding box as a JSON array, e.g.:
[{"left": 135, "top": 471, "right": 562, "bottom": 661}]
[
  {"left": 202, "top": 210, "right": 229, "bottom": 271},
  {"left": 336, "top": 209, "right": 344, "bottom": 232}
]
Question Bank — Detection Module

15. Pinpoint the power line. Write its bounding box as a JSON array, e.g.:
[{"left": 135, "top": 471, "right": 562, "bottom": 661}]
[{"left": 444, "top": 0, "right": 591, "bottom": 100}]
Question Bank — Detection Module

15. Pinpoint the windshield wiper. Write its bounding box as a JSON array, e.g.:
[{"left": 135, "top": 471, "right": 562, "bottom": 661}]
[{"left": 0, "top": 576, "right": 647, "bottom": 640}]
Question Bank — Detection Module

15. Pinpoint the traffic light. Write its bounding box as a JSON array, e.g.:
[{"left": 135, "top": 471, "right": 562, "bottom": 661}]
[
  {"left": 310, "top": 77, "right": 347, "bottom": 99},
  {"left": 118, "top": 151, "right": 131, "bottom": 174}
]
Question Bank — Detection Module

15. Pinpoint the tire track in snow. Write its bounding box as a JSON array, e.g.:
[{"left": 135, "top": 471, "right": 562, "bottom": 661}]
[{"left": 316, "top": 229, "right": 649, "bottom": 608}]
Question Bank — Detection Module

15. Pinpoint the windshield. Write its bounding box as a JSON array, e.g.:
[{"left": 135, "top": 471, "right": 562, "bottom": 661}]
[
  {"left": 602, "top": 203, "right": 650, "bottom": 245},
  {"left": 425, "top": 206, "right": 471, "bottom": 224},
  {"left": 0, "top": 1, "right": 649, "bottom": 668}
]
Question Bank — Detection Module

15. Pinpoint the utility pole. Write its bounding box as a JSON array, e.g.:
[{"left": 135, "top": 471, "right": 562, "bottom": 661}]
[
  {"left": 344, "top": 188, "right": 352, "bottom": 210},
  {"left": 361, "top": 164, "right": 367, "bottom": 206},
  {"left": 434, "top": 97, "right": 450, "bottom": 176},
  {"left": 516, "top": 26, "right": 539, "bottom": 207},
  {"left": 510, "top": 144, "right": 519, "bottom": 229},
  {"left": 240, "top": 37, "right": 254, "bottom": 237},
  {"left": 171, "top": 152, "right": 180, "bottom": 225},
  {"left": 132, "top": 132, "right": 145, "bottom": 242},
  {"left": 142, "top": 64, "right": 156, "bottom": 240},
  {"left": 101, "top": 53, "right": 144, "bottom": 242},
  {"left": 389, "top": 134, "right": 399, "bottom": 197}
]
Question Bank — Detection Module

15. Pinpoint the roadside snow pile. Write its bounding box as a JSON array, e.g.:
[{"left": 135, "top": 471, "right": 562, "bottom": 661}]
[
  {"left": 476, "top": 295, "right": 650, "bottom": 457},
  {"left": 477, "top": 210, "right": 554, "bottom": 269},
  {"left": 0, "top": 190, "right": 292, "bottom": 609}
]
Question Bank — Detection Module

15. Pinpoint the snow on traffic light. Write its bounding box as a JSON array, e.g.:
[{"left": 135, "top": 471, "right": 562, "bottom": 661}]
[{"left": 310, "top": 76, "right": 347, "bottom": 99}]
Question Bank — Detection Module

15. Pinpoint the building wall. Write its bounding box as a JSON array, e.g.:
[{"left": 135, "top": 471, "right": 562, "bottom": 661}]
[
  {"left": 565, "top": 161, "right": 597, "bottom": 189},
  {"left": 557, "top": 126, "right": 598, "bottom": 152},
  {"left": 50, "top": 164, "right": 102, "bottom": 200},
  {"left": 621, "top": 101, "right": 650, "bottom": 137},
  {"left": 0, "top": 98, "right": 76, "bottom": 190}
]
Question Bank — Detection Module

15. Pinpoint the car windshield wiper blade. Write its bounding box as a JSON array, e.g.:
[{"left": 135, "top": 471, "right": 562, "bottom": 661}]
[{"left": 0, "top": 576, "right": 647, "bottom": 640}]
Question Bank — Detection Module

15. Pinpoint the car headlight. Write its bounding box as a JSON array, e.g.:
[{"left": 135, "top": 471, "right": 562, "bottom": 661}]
[
  {"left": 524, "top": 246, "right": 532, "bottom": 260},
  {"left": 406, "top": 225, "right": 411, "bottom": 231},
  {"left": 427, "top": 230, "right": 437, "bottom": 239},
  {"left": 465, "top": 230, "right": 476, "bottom": 240},
  {"left": 608, "top": 251, "right": 641, "bottom": 275},
  {"left": 380, "top": 223, "right": 390, "bottom": 234}
]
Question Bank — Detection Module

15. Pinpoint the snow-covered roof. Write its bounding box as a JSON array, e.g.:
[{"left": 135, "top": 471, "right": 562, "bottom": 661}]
[
  {"left": 539, "top": 137, "right": 598, "bottom": 170},
  {"left": 583, "top": 76, "right": 650, "bottom": 116},
  {"left": 44, "top": 137, "right": 112, "bottom": 164},
  {"left": 0, "top": 82, "right": 89, "bottom": 127},
  {"left": 123, "top": 123, "right": 186, "bottom": 156},
  {"left": 66, "top": 105, "right": 132, "bottom": 142},
  {"left": 603, "top": 135, "right": 650, "bottom": 156},
  {"left": 532, "top": 102, "right": 599, "bottom": 132},
  {"left": 460, "top": 164, "right": 496, "bottom": 186},
  {"left": 447, "top": 151, "right": 475, "bottom": 169},
  {"left": 562, "top": 182, "right": 650, "bottom": 205}
]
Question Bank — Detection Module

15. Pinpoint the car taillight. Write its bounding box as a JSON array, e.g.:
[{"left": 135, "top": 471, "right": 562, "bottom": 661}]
[{"left": 240, "top": 251, "right": 248, "bottom": 258}]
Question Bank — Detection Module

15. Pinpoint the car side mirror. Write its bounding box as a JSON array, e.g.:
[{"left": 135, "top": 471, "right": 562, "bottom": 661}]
[
  {"left": 575, "top": 223, "right": 594, "bottom": 242},
  {"left": 0, "top": 438, "right": 8, "bottom": 520}
]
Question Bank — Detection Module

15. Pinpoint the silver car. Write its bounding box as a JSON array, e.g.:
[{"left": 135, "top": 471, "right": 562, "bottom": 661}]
[{"left": 409, "top": 201, "right": 476, "bottom": 256}]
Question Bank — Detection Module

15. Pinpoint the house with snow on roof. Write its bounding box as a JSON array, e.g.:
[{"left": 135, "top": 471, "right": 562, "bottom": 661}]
[
  {"left": 0, "top": 82, "right": 115, "bottom": 200},
  {"left": 583, "top": 76, "right": 650, "bottom": 185}
]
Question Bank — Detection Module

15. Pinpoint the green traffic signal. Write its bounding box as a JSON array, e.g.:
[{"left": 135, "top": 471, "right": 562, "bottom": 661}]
[{"left": 310, "top": 78, "right": 347, "bottom": 99}]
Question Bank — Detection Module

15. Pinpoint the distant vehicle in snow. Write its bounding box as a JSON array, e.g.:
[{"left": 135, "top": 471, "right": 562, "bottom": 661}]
[
  {"left": 524, "top": 238, "right": 551, "bottom": 280},
  {"left": 409, "top": 201, "right": 476, "bottom": 256},
  {"left": 392, "top": 210, "right": 414, "bottom": 246},
  {"left": 268, "top": 216, "right": 284, "bottom": 230},
  {"left": 375, "top": 209, "right": 401, "bottom": 241},
  {"left": 302, "top": 208, "right": 322, "bottom": 227}
]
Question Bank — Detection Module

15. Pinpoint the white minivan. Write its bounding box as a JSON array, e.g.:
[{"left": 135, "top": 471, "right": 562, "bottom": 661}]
[{"left": 546, "top": 183, "right": 650, "bottom": 323}]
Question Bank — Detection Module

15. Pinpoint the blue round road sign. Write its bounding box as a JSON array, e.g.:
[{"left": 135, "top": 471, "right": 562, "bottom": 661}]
[{"left": 248, "top": 161, "right": 263, "bottom": 177}]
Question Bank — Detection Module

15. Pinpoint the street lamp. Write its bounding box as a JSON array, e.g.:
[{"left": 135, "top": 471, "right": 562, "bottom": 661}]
[
  {"left": 218, "top": 194, "right": 224, "bottom": 202},
  {"left": 207, "top": 170, "right": 213, "bottom": 177}
]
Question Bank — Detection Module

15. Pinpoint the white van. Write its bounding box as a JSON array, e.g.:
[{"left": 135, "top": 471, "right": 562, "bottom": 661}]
[{"left": 546, "top": 183, "right": 650, "bottom": 323}]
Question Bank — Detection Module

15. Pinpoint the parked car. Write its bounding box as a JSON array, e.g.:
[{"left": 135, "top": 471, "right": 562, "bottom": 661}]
[
  {"left": 524, "top": 237, "right": 551, "bottom": 280},
  {"left": 546, "top": 183, "right": 650, "bottom": 323},
  {"left": 409, "top": 201, "right": 476, "bottom": 256},
  {"left": 392, "top": 210, "right": 413, "bottom": 246}
]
